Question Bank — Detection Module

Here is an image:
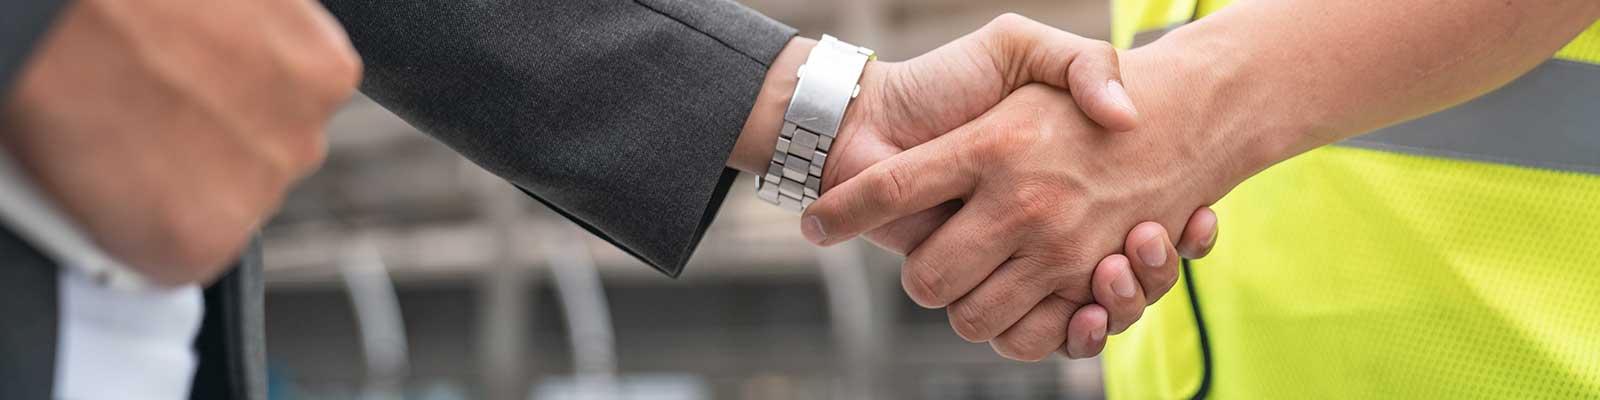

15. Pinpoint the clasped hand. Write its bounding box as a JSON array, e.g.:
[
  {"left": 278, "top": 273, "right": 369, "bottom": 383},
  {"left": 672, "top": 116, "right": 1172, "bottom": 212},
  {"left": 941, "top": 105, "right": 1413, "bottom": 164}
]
[{"left": 804, "top": 14, "right": 1219, "bottom": 360}]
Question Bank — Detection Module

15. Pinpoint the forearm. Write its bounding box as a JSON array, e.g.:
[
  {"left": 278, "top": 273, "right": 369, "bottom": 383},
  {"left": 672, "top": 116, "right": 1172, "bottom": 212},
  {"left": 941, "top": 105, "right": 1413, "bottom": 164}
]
[{"left": 1125, "top": 0, "right": 1600, "bottom": 185}]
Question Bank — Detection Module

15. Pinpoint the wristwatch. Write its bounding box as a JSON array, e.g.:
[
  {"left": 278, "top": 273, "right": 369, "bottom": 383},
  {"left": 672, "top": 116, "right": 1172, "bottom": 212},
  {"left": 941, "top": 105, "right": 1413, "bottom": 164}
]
[{"left": 756, "top": 35, "right": 875, "bottom": 212}]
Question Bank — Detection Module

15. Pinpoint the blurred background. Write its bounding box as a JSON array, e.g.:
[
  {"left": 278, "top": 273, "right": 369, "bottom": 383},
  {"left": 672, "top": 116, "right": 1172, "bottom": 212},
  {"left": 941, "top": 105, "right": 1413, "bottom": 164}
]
[{"left": 261, "top": 0, "right": 1113, "bottom": 399}]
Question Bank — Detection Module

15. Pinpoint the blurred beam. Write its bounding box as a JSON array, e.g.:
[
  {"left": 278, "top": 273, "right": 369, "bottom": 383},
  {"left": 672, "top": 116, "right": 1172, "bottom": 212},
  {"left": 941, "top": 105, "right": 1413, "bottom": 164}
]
[
  {"left": 338, "top": 239, "right": 410, "bottom": 400},
  {"left": 477, "top": 265, "right": 533, "bottom": 400},
  {"left": 816, "top": 240, "right": 889, "bottom": 400},
  {"left": 836, "top": 0, "right": 887, "bottom": 50},
  {"left": 469, "top": 163, "right": 535, "bottom": 400},
  {"left": 543, "top": 227, "right": 620, "bottom": 400},
  {"left": 262, "top": 220, "right": 823, "bottom": 287}
]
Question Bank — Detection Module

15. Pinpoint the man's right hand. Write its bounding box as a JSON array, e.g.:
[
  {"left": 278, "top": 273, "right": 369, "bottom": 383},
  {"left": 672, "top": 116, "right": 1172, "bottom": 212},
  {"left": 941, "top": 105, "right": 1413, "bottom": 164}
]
[{"left": 0, "top": 0, "right": 361, "bottom": 285}]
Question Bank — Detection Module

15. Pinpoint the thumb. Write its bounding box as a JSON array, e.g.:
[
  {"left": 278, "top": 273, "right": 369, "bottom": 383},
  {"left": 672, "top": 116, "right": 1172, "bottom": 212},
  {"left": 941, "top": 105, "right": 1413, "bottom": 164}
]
[{"left": 988, "top": 14, "right": 1139, "bottom": 132}]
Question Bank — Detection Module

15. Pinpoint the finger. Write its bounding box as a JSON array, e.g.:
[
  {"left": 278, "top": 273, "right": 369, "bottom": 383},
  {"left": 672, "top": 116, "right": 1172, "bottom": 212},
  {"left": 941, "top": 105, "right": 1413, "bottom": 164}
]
[
  {"left": 945, "top": 256, "right": 1062, "bottom": 342},
  {"left": 1060, "top": 304, "right": 1109, "bottom": 359},
  {"left": 1090, "top": 254, "right": 1147, "bottom": 334},
  {"left": 1125, "top": 221, "right": 1181, "bottom": 305},
  {"left": 991, "top": 14, "right": 1138, "bottom": 132},
  {"left": 901, "top": 201, "right": 1021, "bottom": 309},
  {"left": 1057, "top": 44, "right": 1136, "bottom": 132},
  {"left": 1176, "top": 206, "right": 1220, "bottom": 259},
  {"left": 989, "top": 295, "right": 1076, "bottom": 362},
  {"left": 802, "top": 131, "right": 978, "bottom": 246},
  {"left": 284, "top": 0, "right": 363, "bottom": 99},
  {"left": 862, "top": 201, "right": 960, "bottom": 256}
]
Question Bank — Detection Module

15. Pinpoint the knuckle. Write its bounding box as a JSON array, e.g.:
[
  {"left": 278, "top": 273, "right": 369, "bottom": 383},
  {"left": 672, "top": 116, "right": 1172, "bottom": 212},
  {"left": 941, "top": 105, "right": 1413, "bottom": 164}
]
[
  {"left": 284, "top": 127, "right": 330, "bottom": 174},
  {"left": 988, "top": 13, "right": 1034, "bottom": 31},
  {"left": 989, "top": 338, "right": 1025, "bottom": 360},
  {"left": 290, "top": 41, "right": 363, "bottom": 102},
  {"left": 992, "top": 324, "right": 1060, "bottom": 362},
  {"left": 261, "top": 124, "right": 330, "bottom": 183},
  {"left": 151, "top": 198, "right": 257, "bottom": 280},
  {"left": 991, "top": 337, "right": 1048, "bottom": 362},
  {"left": 979, "top": 13, "right": 1041, "bottom": 51},
  {"left": 967, "top": 121, "right": 1039, "bottom": 167},
  {"left": 1039, "top": 259, "right": 1094, "bottom": 304},
  {"left": 1051, "top": 279, "right": 1094, "bottom": 306},
  {"left": 1034, "top": 267, "right": 1077, "bottom": 300},
  {"left": 1008, "top": 179, "right": 1065, "bottom": 224},
  {"left": 320, "top": 48, "right": 364, "bottom": 96},
  {"left": 868, "top": 163, "right": 913, "bottom": 210},
  {"left": 1015, "top": 338, "right": 1056, "bottom": 361},
  {"left": 901, "top": 259, "right": 948, "bottom": 308},
  {"left": 946, "top": 305, "right": 990, "bottom": 343},
  {"left": 1087, "top": 39, "right": 1117, "bottom": 57},
  {"left": 1005, "top": 257, "right": 1061, "bottom": 295},
  {"left": 326, "top": 46, "right": 364, "bottom": 91}
]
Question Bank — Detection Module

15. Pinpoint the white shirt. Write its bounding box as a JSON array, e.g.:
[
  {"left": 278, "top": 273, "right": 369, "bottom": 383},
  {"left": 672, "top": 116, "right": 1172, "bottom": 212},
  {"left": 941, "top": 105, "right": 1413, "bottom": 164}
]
[{"left": 0, "top": 151, "right": 203, "bottom": 400}]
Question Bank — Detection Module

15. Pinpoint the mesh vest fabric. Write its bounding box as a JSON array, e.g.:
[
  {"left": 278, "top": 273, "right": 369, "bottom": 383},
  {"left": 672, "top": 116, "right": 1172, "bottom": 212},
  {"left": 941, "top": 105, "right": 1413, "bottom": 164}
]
[{"left": 1106, "top": 1, "right": 1600, "bottom": 398}]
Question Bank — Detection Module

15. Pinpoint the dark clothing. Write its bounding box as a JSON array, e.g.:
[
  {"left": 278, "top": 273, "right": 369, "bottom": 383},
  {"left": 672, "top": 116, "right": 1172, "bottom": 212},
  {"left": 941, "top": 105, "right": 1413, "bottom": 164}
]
[
  {"left": 320, "top": 0, "right": 796, "bottom": 276},
  {"left": 0, "top": 227, "right": 58, "bottom": 400},
  {"left": 0, "top": 0, "right": 66, "bottom": 97},
  {"left": 0, "top": 0, "right": 796, "bottom": 398}
]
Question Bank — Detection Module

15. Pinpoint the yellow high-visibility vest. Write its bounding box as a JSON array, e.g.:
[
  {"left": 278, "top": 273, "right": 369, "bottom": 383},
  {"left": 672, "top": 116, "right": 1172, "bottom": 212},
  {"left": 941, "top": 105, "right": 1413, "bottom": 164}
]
[{"left": 1107, "top": 1, "right": 1600, "bottom": 398}]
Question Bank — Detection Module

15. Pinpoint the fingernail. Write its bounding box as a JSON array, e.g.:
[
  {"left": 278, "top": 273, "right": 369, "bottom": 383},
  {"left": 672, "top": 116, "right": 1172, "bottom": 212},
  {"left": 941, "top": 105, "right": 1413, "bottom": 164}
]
[
  {"left": 1105, "top": 80, "right": 1136, "bottom": 116},
  {"left": 1138, "top": 234, "right": 1168, "bottom": 268},
  {"left": 1090, "top": 324, "right": 1106, "bottom": 342},
  {"left": 802, "top": 216, "right": 827, "bottom": 244},
  {"left": 1112, "top": 273, "right": 1137, "bottom": 298},
  {"left": 1203, "top": 221, "right": 1218, "bottom": 250}
]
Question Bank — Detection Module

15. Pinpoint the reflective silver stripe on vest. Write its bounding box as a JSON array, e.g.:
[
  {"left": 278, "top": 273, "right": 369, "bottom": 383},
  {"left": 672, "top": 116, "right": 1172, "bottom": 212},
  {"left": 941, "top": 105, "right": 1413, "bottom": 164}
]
[
  {"left": 1344, "top": 60, "right": 1600, "bottom": 175},
  {"left": 1131, "top": 23, "right": 1185, "bottom": 48},
  {"left": 1133, "top": 27, "right": 1600, "bottom": 175}
]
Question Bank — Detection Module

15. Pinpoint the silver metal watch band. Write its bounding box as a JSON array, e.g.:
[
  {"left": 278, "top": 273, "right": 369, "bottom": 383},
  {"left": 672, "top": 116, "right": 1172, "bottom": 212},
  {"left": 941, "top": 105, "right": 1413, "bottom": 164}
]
[{"left": 757, "top": 35, "right": 875, "bottom": 212}]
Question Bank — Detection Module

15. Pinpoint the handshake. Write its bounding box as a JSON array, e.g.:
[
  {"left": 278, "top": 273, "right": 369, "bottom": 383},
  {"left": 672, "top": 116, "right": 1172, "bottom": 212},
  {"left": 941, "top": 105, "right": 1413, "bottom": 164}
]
[
  {"left": 4, "top": 0, "right": 1239, "bottom": 375},
  {"left": 7, "top": 0, "right": 1595, "bottom": 397},
  {"left": 732, "top": 15, "right": 1223, "bottom": 361}
]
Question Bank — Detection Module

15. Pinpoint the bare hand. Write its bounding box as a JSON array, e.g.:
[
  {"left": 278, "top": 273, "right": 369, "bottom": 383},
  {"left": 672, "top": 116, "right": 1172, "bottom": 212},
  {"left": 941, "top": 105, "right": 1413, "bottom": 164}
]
[
  {"left": 0, "top": 0, "right": 362, "bottom": 285},
  {"left": 812, "top": 84, "right": 1229, "bottom": 359},
  {"left": 805, "top": 15, "right": 1220, "bottom": 360}
]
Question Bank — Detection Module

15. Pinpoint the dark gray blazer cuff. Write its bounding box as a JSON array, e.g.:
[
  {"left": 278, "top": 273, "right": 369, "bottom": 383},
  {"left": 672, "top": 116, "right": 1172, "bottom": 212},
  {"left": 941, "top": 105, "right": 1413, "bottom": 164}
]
[{"left": 322, "top": 0, "right": 797, "bottom": 277}]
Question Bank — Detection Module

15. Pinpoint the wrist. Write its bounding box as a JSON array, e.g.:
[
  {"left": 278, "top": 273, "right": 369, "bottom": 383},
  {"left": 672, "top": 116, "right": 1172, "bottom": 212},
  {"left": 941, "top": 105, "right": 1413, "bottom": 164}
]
[
  {"left": 730, "top": 37, "right": 816, "bottom": 174},
  {"left": 819, "top": 59, "right": 888, "bottom": 193},
  {"left": 1120, "top": 33, "right": 1311, "bottom": 194}
]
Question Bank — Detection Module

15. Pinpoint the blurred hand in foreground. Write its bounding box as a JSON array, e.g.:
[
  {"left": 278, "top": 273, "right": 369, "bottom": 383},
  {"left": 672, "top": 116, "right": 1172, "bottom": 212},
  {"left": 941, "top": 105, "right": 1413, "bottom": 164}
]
[{"left": 0, "top": 0, "right": 361, "bottom": 285}]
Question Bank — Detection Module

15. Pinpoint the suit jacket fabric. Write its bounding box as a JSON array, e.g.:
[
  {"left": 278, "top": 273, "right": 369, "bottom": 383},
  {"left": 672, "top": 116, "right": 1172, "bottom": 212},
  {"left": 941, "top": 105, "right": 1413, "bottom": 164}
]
[
  {"left": 0, "top": 227, "right": 58, "bottom": 399},
  {"left": 1, "top": 0, "right": 795, "bottom": 398},
  {"left": 0, "top": 0, "right": 65, "bottom": 97},
  {"left": 319, "top": 0, "right": 797, "bottom": 277}
]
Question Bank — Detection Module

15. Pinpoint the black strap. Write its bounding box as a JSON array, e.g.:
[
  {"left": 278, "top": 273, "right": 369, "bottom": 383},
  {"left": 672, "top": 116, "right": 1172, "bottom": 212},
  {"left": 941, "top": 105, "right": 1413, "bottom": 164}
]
[
  {"left": 1182, "top": 259, "right": 1215, "bottom": 400},
  {"left": 190, "top": 238, "right": 266, "bottom": 400}
]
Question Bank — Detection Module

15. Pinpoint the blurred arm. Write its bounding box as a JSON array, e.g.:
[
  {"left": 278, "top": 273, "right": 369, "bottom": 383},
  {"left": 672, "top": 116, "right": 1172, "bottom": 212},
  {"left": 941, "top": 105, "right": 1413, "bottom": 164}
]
[
  {"left": 1126, "top": 0, "right": 1600, "bottom": 188},
  {"left": 318, "top": 0, "right": 797, "bottom": 276}
]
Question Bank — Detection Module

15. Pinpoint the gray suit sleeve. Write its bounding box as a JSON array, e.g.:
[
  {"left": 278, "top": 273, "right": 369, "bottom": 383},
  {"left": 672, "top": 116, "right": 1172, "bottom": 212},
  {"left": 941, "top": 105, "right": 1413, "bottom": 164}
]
[
  {"left": 318, "top": 0, "right": 797, "bottom": 277},
  {"left": 1, "top": 0, "right": 68, "bottom": 97}
]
